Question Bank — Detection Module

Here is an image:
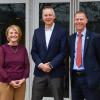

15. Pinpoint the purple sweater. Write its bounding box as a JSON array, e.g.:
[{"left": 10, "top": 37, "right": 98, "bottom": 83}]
[{"left": 0, "top": 44, "right": 30, "bottom": 83}]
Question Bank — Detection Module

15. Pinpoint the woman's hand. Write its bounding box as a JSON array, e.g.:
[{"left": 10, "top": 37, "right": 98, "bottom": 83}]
[
  {"left": 17, "top": 78, "right": 25, "bottom": 86},
  {"left": 9, "top": 78, "right": 25, "bottom": 88},
  {"left": 10, "top": 80, "right": 21, "bottom": 88}
]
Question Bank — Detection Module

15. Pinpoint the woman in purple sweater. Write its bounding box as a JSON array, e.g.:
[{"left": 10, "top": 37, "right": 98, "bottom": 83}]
[{"left": 0, "top": 25, "right": 30, "bottom": 100}]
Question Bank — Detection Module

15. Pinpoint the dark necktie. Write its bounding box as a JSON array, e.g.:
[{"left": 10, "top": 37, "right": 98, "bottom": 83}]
[{"left": 76, "top": 33, "right": 82, "bottom": 67}]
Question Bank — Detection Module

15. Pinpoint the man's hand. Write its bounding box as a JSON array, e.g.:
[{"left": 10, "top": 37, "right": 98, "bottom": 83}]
[{"left": 39, "top": 63, "right": 52, "bottom": 72}]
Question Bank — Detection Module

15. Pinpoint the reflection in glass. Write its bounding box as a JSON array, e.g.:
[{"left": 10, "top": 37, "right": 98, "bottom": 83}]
[
  {"left": 39, "top": 3, "right": 70, "bottom": 98},
  {"left": 0, "top": 4, "right": 25, "bottom": 45},
  {"left": 80, "top": 2, "right": 100, "bottom": 34}
]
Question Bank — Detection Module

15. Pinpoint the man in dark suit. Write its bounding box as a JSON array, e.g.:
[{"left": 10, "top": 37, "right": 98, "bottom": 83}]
[
  {"left": 69, "top": 11, "right": 100, "bottom": 100},
  {"left": 31, "top": 6, "right": 67, "bottom": 100}
]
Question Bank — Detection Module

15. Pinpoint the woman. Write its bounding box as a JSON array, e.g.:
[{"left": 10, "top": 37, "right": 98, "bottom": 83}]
[{"left": 0, "top": 25, "right": 30, "bottom": 100}]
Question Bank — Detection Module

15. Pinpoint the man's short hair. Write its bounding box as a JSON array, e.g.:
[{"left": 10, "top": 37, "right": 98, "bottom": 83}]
[
  {"left": 75, "top": 10, "right": 88, "bottom": 19},
  {"left": 42, "top": 6, "right": 55, "bottom": 16}
]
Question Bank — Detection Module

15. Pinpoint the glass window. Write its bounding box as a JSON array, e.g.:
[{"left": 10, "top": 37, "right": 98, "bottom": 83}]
[
  {"left": 0, "top": 4, "right": 25, "bottom": 45},
  {"left": 80, "top": 1, "right": 100, "bottom": 34},
  {"left": 39, "top": 3, "right": 70, "bottom": 98}
]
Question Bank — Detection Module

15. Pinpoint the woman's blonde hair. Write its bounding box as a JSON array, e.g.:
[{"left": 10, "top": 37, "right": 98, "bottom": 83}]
[{"left": 6, "top": 25, "right": 22, "bottom": 42}]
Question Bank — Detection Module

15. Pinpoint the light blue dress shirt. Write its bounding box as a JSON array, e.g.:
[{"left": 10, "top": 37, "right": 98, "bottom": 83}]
[{"left": 73, "top": 28, "right": 86, "bottom": 71}]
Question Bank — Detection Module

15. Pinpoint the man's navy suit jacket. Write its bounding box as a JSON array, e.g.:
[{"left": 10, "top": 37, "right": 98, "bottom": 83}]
[
  {"left": 69, "top": 30, "right": 100, "bottom": 89},
  {"left": 31, "top": 24, "right": 67, "bottom": 77}
]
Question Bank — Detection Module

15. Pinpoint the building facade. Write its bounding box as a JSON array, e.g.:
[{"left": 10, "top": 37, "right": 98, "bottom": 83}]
[{"left": 0, "top": 0, "right": 100, "bottom": 100}]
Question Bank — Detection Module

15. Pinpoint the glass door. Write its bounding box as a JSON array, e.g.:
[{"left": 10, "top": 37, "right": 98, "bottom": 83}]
[
  {"left": 79, "top": 0, "right": 100, "bottom": 34},
  {"left": 33, "top": 0, "right": 71, "bottom": 100}
]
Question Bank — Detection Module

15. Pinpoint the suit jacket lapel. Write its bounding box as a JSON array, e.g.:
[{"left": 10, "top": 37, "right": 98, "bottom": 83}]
[
  {"left": 41, "top": 28, "right": 47, "bottom": 50},
  {"left": 84, "top": 31, "right": 90, "bottom": 56},
  {"left": 48, "top": 25, "right": 57, "bottom": 49},
  {"left": 71, "top": 33, "right": 76, "bottom": 69},
  {"left": 72, "top": 33, "right": 76, "bottom": 51}
]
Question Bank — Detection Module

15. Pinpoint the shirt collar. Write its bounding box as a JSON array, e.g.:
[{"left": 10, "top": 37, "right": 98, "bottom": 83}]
[
  {"left": 77, "top": 28, "right": 86, "bottom": 36},
  {"left": 45, "top": 23, "right": 55, "bottom": 31}
]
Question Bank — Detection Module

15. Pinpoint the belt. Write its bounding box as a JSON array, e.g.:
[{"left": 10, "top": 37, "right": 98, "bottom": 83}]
[{"left": 72, "top": 70, "right": 86, "bottom": 77}]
